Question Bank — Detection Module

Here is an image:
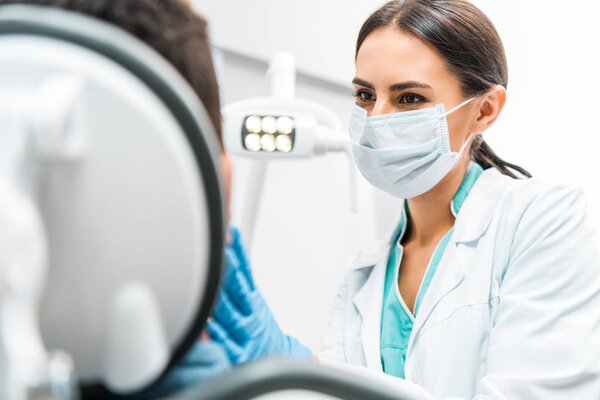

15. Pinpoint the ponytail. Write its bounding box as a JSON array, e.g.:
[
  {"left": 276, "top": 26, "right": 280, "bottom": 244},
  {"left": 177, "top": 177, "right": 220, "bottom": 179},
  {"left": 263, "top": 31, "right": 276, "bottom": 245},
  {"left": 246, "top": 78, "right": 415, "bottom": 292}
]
[{"left": 470, "top": 135, "right": 531, "bottom": 179}]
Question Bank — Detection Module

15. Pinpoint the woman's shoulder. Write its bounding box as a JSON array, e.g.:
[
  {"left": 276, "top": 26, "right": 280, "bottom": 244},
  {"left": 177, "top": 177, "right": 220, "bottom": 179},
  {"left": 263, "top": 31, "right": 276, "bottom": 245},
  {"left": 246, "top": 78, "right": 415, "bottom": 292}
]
[
  {"left": 467, "top": 168, "right": 598, "bottom": 277},
  {"left": 457, "top": 167, "right": 589, "bottom": 242},
  {"left": 476, "top": 167, "right": 584, "bottom": 211}
]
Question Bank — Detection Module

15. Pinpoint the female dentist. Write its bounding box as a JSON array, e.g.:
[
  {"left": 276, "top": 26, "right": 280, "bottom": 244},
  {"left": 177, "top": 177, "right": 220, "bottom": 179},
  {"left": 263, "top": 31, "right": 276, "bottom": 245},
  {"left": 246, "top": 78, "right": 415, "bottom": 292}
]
[{"left": 209, "top": 0, "right": 600, "bottom": 398}]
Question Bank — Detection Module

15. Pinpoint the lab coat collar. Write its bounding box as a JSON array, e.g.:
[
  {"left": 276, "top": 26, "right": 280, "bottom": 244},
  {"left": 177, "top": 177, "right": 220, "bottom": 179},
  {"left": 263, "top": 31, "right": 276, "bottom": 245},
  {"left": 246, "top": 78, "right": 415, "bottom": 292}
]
[
  {"left": 451, "top": 162, "right": 483, "bottom": 218},
  {"left": 347, "top": 239, "right": 390, "bottom": 271},
  {"left": 389, "top": 162, "right": 484, "bottom": 247},
  {"left": 348, "top": 166, "right": 507, "bottom": 272},
  {"left": 411, "top": 168, "right": 510, "bottom": 343},
  {"left": 348, "top": 162, "right": 491, "bottom": 272},
  {"left": 452, "top": 167, "right": 507, "bottom": 243},
  {"left": 348, "top": 167, "right": 510, "bottom": 369}
]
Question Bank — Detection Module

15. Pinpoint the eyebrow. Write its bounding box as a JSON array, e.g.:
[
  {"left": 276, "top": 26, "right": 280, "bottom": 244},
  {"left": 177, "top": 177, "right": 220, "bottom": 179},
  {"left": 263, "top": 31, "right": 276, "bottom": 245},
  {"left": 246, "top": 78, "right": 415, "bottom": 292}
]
[{"left": 352, "top": 77, "right": 432, "bottom": 91}]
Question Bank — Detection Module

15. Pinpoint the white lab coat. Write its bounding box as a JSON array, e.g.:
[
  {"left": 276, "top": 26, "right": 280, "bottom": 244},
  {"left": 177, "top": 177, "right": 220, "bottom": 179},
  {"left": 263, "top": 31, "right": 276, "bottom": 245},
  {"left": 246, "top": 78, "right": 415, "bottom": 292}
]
[{"left": 319, "top": 168, "right": 600, "bottom": 399}]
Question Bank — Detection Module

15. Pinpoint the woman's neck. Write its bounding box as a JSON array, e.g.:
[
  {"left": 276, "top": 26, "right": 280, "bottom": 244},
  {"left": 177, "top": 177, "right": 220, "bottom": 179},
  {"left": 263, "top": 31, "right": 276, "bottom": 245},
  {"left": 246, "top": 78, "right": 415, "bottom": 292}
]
[{"left": 405, "top": 157, "right": 471, "bottom": 247}]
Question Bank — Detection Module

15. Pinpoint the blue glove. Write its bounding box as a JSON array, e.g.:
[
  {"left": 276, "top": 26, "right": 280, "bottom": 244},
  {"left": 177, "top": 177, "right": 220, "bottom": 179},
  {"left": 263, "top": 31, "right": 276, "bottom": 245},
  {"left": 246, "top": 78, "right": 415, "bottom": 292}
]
[
  {"left": 207, "top": 226, "right": 312, "bottom": 364},
  {"left": 132, "top": 340, "right": 231, "bottom": 399}
]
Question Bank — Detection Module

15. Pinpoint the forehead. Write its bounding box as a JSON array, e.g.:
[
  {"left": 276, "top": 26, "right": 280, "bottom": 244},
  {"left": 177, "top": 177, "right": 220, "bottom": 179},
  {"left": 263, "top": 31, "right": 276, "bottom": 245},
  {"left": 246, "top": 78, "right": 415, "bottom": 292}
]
[{"left": 355, "top": 26, "right": 454, "bottom": 87}]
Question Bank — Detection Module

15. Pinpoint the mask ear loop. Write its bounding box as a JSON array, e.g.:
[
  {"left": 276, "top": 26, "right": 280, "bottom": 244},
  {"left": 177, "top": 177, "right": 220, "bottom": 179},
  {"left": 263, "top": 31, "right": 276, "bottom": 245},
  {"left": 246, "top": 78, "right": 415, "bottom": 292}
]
[
  {"left": 444, "top": 97, "right": 476, "bottom": 155},
  {"left": 444, "top": 97, "right": 475, "bottom": 116},
  {"left": 444, "top": 97, "right": 475, "bottom": 158},
  {"left": 448, "top": 88, "right": 503, "bottom": 148},
  {"left": 457, "top": 133, "right": 474, "bottom": 156}
]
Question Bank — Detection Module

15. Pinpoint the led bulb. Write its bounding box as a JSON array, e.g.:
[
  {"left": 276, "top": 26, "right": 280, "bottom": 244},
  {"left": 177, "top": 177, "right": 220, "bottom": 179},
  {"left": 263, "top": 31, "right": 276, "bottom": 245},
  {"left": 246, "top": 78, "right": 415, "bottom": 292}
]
[
  {"left": 276, "top": 116, "right": 294, "bottom": 134},
  {"left": 261, "top": 116, "right": 277, "bottom": 134},
  {"left": 244, "top": 133, "right": 261, "bottom": 152},
  {"left": 260, "top": 134, "right": 276, "bottom": 152},
  {"left": 245, "top": 116, "right": 262, "bottom": 133},
  {"left": 276, "top": 134, "right": 293, "bottom": 153}
]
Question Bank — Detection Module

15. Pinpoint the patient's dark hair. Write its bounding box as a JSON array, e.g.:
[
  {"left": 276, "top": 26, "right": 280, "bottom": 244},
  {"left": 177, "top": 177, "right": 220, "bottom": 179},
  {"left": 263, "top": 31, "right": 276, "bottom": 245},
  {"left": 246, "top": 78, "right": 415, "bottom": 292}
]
[
  {"left": 0, "top": 0, "right": 223, "bottom": 144},
  {"left": 358, "top": 0, "right": 531, "bottom": 178}
]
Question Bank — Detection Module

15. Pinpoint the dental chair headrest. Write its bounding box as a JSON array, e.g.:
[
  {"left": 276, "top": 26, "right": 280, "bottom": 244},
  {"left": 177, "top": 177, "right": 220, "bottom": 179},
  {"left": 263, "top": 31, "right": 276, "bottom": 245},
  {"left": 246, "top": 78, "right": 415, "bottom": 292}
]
[{"left": 0, "top": 4, "right": 224, "bottom": 397}]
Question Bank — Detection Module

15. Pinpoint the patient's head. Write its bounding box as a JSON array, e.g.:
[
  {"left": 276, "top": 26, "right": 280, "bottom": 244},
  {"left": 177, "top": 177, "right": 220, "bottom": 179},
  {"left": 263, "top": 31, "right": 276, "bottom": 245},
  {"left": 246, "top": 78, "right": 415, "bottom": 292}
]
[{"left": 0, "top": 0, "right": 222, "bottom": 143}]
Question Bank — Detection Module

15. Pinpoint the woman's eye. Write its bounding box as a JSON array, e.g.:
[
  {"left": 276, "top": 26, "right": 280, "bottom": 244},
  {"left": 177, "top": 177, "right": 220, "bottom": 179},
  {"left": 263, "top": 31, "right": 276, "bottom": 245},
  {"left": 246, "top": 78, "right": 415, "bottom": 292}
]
[
  {"left": 353, "top": 90, "right": 374, "bottom": 102},
  {"left": 400, "top": 93, "right": 425, "bottom": 104}
]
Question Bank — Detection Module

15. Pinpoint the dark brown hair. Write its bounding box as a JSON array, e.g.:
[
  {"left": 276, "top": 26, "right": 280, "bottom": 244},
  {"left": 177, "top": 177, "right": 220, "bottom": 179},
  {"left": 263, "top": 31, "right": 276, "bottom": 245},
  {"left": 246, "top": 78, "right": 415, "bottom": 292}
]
[
  {"left": 357, "top": 0, "right": 531, "bottom": 178},
  {"left": 0, "top": 0, "right": 223, "bottom": 145}
]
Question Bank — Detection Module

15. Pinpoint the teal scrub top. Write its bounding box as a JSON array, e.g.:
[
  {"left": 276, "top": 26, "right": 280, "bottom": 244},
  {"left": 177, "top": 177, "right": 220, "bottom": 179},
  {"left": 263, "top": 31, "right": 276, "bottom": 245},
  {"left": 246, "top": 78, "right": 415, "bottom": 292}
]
[{"left": 380, "top": 162, "right": 483, "bottom": 378}]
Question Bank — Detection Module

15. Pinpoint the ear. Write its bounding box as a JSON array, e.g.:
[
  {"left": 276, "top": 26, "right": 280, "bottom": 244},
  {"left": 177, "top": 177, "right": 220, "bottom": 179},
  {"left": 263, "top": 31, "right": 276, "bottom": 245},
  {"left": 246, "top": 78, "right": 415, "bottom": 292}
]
[{"left": 471, "top": 85, "right": 506, "bottom": 134}]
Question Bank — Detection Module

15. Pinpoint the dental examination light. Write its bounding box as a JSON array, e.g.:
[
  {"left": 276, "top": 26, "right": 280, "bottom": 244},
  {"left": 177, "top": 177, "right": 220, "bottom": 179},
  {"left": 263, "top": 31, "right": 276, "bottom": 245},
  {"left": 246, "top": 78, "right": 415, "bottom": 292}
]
[
  {"left": 223, "top": 52, "right": 358, "bottom": 247},
  {"left": 0, "top": 5, "right": 224, "bottom": 399}
]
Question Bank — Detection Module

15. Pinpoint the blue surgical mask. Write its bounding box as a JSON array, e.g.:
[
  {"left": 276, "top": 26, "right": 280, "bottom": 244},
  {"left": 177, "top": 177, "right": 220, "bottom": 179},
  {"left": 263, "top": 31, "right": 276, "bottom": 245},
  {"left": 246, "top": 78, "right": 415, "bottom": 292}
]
[{"left": 348, "top": 98, "right": 474, "bottom": 199}]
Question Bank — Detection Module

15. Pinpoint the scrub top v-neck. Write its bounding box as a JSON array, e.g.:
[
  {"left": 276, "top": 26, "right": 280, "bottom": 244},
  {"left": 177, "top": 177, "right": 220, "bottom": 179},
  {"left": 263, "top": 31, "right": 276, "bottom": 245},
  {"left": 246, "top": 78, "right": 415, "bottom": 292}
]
[{"left": 380, "top": 162, "right": 483, "bottom": 378}]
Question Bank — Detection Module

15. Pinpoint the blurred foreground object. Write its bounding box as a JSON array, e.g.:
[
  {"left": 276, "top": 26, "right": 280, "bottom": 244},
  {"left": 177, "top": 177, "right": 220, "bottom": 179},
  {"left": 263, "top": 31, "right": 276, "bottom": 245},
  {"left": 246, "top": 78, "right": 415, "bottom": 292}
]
[{"left": 0, "top": 4, "right": 224, "bottom": 398}]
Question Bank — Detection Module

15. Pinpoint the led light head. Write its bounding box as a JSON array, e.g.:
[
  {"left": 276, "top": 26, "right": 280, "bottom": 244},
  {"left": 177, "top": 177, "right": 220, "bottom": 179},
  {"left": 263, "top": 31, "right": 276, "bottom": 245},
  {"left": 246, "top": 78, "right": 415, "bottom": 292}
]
[{"left": 240, "top": 115, "right": 296, "bottom": 154}]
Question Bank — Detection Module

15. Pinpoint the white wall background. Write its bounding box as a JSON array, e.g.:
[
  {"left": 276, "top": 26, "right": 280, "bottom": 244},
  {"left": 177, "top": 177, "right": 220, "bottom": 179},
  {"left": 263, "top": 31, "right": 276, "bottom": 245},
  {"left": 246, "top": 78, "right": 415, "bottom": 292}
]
[{"left": 191, "top": 0, "right": 600, "bottom": 353}]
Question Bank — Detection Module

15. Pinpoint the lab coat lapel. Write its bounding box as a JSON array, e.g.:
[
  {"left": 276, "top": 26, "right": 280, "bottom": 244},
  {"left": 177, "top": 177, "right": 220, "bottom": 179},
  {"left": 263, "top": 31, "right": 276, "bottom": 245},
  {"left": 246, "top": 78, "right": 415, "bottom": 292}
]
[
  {"left": 410, "top": 240, "right": 466, "bottom": 343},
  {"left": 409, "top": 169, "right": 506, "bottom": 343},
  {"left": 350, "top": 218, "right": 405, "bottom": 370},
  {"left": 352, "top": 249, "right": 388, "bottom": 371}
]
